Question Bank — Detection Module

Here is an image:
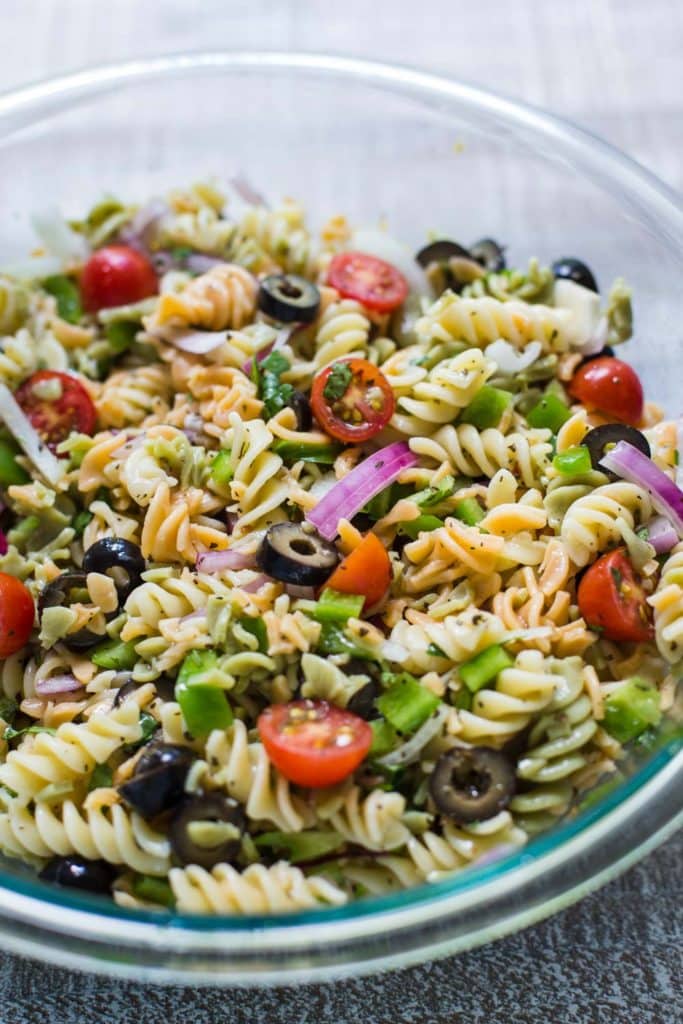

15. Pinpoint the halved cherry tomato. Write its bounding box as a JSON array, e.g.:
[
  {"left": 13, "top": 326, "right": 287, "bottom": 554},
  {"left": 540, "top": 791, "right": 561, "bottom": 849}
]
[
  {"left": 0, "top": 573, "right": 34, "bottom": 657},
  {"left": 577, "top": 547, "right": 653, "bottom": 643},
  {"left": 258, "top": 700, "right": 372, "bottom": 788},
  {"left": 326, "top": 532, "right": 392, "bottom": 611},
  {"left": 327, "top": 251, "right": 408, "bottom": 313},
  {"left": 311, "top": 358, "right": 395, "bottom": 443},
  {"left": 15, "top": 370, "right": 96, "bottom": 450},
  {"left": 569, "top": 357, "right": 643, "bottom": 426},
  {"left": 80, "top": 244, "right": 158, "bottom": 313}
]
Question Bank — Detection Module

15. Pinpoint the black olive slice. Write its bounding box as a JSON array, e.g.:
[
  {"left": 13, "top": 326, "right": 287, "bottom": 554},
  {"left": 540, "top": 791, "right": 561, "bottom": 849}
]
[
  {"left": 346, "top": 679, "right": 382, "bottom": 720},
  {"left": 469, "top": 238, "right": 506, "bottom": 272},
  {"left": 429, "top": 747, "right": 515, "bottom": 823},
  {"left": 583, "top": 424, "right": 651, "bottom": 479},
  {"left": 289, "top": 390, "right": 313, "bottom": 432},
  {"left": 170, "top": 794, "right": 246, "bottom": 869},
  {"left": 39, "top": 855, "right": 117, "bottom": 894},
  {"left": 257, "top": 523, "right": 339, "bottom": 586},
  {"left": 38, "top": 571, "right": 103, "bottom": 650},
  {"left": 113, "top": 678, "right": 136, "bottom": 707},
  {"left": 415, "top": 239, "right": 472, "bottom": 269},
  {"left": 552, "top": 257, "right": 598, "bottom": 293},
  {"left": 82, "top": 538, "right": 146, "bottom": 603},
  {"left": 579, "top": 345, "right": 615, "bottom": 367},
  {"left": 258, "top": 274, "right": 320, "bottom": 324},
  {"left": 119, "top": 743, "right": 195, "bottom": 819}
]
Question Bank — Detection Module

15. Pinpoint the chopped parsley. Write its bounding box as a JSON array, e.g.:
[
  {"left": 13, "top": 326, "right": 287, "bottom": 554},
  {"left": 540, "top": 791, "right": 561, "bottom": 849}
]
[
  {"left": 254, "top": 351, "right": 295, "bottom": 419},
  {"left": 323, "top": 362, "right": 353, "bottom": 402}
]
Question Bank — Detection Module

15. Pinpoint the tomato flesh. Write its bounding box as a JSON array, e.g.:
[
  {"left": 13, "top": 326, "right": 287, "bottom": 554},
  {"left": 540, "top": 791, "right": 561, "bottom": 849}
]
[
  {"left": 327, "top": 251, "right": 408, "bottom": 313},
  {"left": 577, "top": 547, "right": 653, "bottom": 643},
  {"left": 569, "top": 357, "right": 644, "bottom": 426},
  {"left": 258, "top": 700, "right": 372, "bottom": 788},
  {"left": 311, "top": 358, "right": 395, "bottom": 443},
  {"left": 0, "top": 572, "right": 34, "bottom": 657},
  {"left": 15, "top": 370, "right": 96, "bottom": 450},
  {"left": 326, "top": 532, "right": 392, "bottom": 611},
  {"left": 80, "top": 244, "right": 158, "bottom": 313}
]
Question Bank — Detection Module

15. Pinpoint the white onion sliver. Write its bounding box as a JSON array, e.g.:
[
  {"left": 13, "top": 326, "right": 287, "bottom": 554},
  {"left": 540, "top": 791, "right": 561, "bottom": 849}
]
[
  {"left": 485, "top": 339, "right": 541, "bottom": 375},
  {"left": 646, "top": 515, "right": 679, "bottom": 554},
  {"left": 0, "top": 255, "right": 65, "bottom": 281},
  {"left": 31, "top": 207, "right": 89, "bottom": 262},
  {"left": 155, "top": 327, "right": 231, "bottom": 354},
  {"left": 380, "top": 640, "right": 409, "bottom": 662},
  {"left": 0, "top": 382, "right": 65, "bottom": 486},
  {"left": 377, "top": 705, "right": 449, "bottom": 767},
  {"left": 35, "top": 674, "right": 83, "bottom": 697},
  {"left": 351, "top": 227, "right": 428, "bottom": 293},
  {"left": 552, "top": 278, "right": 601, "bottom": 352}
]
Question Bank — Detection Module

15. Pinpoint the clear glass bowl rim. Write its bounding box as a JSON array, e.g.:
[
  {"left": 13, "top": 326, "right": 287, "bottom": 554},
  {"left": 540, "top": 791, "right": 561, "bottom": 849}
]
[{"left": 0, "top": 50, "right": 680, "bottom": 985}]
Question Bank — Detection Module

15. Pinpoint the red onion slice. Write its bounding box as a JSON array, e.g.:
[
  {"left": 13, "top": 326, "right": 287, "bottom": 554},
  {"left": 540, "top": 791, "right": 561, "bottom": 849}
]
[
  {"left": 306, "top": 442, "right": 419, "bottom": 541},
  {"left": 645, "top": 515, "right": 679, "bottom": 554},
  {"left": 242, "top": 324, "right": 302, "bottom": 376},
  {"left": 196, "top": 548, "right": 257, "bottom": 573},
  {"left": 600, "top": 441, "right": 683, "bottom": 536},
  {"left": 0, "top": 529, "right": 7, "bottom": 556},
  {"left": 284, "top": 584, "right": 316, "bottom": 600},
  {"left": 185, "top": 253, "right": 225, "bottom": 275},
  {"left": 241, "top": 573, "right": 272, "bottom": 593},
  {"left": 35, "top": 674, "right": 84, "bottom": 697}
]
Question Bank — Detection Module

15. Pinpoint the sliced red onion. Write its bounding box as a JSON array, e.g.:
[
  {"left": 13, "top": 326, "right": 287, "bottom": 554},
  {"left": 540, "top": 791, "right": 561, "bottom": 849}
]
[
  {"left": 196, "top": 548, "right": 257, "bottom": 573},
  {"left": 242, "top": 324, "right": 301, "bottom": 376},
  {"left": 306, "top": 442, "right": 419, "bottom": 541},
  {"left": 152, "top": 326, "right": 231, "bottom": 354},
  {"left": 35, "top": 674, "right": 84, "bottom": 697},
  {"left": 473, "top": 843, "right": 520, "bottom": 868},
  {"left": 284, "top": 583, "right": 316, "bottom": 600},
  {"left": 119, "top": 200, "right": 167, "bottom": 252},
  {"left": 230, "top": 174, "right": 269, "bottom": 208},
  {"left": 0, "top": 529, "right": 7, "bottom": 556},
  {"left": 676, "top": 417, "right": 683, "bottom": 490},
  {"left": 600, "top": 441, "right": 683, "bottom": 536},
  {"left": 185, "top": 253, "right": 225, "bottom": 274},
  {"left": 225, "top": 512, "right": 238, "bottom": 535},
  {"left": 645, "top": 515, "right": 679, "bottom": 554},
  {"left": 241, "top": 573, "right": 272, "bottom": 593},
  {"left": 180, "top": 610, "right": 206, "bottom": 625}
]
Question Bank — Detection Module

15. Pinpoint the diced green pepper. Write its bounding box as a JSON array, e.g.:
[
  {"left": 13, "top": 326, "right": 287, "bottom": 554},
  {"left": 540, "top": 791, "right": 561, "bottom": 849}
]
[
  {"left": 459, "top": 644, "right": 514, "bottom": 693},
  {"left": 369, "top": 717, "right": 398, "bottom": 756},
  {"left": 131, "top": 874, "right": 175, "bottom": 908},
  {"left": 376, "top": 673, "right": 440, "bottom": 733},
  {"left": 527, "top": 393, "right": 571, "bottom": 432},
  {"left": 316, "top": 622, "right": 379, "bottom": 661},
  {"left": 460, "top": 386, "right": 511, "bottom": 430},
  {"left": 452, "top": 497, "right": 485, "bottom": 526},
  {"left": 312, "top": 588, "right": 365, "bottom": 624},
  {"left": 105, "top": 320, "right": 138, "bottom": 354},
  {"left": 210, "top": 450, "right": 233, "bottom": 487},
  {"left": 552, "top": 446, "right": 592, "bottom": 476},
  {"left": 398, "top": 514, "right": 444, "bottom": 539},
  {"left": 175, "top": 682, "right": 233, "bottom": 737},
  {"left": 364, "top": 483, "right": 413, "bottom": 521},
  {"left": 603, "top": 678, "right": 661, "bottom": 743},
  {"left": 271, "top": 440, "right": 341, "bottom": 465},
  {"left": 0, "top": 439, "right": 29, "bottom": 486},
  {"left": 426, "top": 643, "right": 447, "bottom": 658},
  {"left": 8, "top": 515, "right": 39, "bottom": 546},
  {"left": 73, "top": 510, "right": 94, "bottom": 536},
  {"left": 454, "top": 688, "right": 473, "bottom": 711},
  {"left": 91, "top": 639, "right": 138, "bottom": 670},
  {"left": 238, "top": 615, "right": 268, "bottom": 653},
  {"left": 254, "top": 830, "right": 344, "bottom": 863},
  {"left": 88, "top": 762, "right": 114, "bottom": 792},
  {"left": 43, "top": 274, "right": 82, "bottom": 324},
  {"left": 409, "top": 475, "right": 457, "bottom": 510},
  {"left": 0, "top": 697, "right": 18, "bottom": 724}
]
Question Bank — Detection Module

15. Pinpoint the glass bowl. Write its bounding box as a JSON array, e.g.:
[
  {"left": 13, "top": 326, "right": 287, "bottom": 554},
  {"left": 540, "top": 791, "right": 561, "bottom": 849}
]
[{"left": 0, "top": 52, "right": 681, "bottom": 986}]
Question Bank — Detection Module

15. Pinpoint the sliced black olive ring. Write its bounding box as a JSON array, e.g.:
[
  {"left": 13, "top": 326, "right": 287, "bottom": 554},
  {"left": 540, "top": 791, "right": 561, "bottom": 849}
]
[
  {"left": 258, "top": 274, "right": 320, "bottom": 324},
  {"left": 429, "top": 746, "right": 515, "bottom": 823},
  {"left": 257, "top": 522, "right": 339, "bottom": 587},
  {"left": 583, "top": 424, "right": 651, "bottom": 478},
  {"left": 289, "top": 390, "right": 313, "bottom": 432},
  {"left": 552, "top": 257, "right": 598, "bottom": 293},
  {"left": 38, "top": 571, "right": 104, "bottom": 650},
  {"left": 39, "top": 855, "right": 117, "bottom": 894},
  {"left": 415, "top": 239, "right": 472, "bottom": 269},
  {"left": 346, "top": 679, "right": 382, "bottom": 720},
  {"left": 119, "top": 743, "right": 196, "bottom": 819},
  {"left": 82, "top": 538, "right": 146, "bottom": 603},
  {"left": 170, "top": 794, "right": 246, "bottom": 869},
  {"left": 469, "top": 237, "right": 506, "bottom": 272}
]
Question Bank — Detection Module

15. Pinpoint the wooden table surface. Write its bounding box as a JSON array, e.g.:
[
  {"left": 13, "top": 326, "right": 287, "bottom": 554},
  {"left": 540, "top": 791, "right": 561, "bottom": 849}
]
[{"left": 0, "top": 2, "right": 681, "bottom": 1021}]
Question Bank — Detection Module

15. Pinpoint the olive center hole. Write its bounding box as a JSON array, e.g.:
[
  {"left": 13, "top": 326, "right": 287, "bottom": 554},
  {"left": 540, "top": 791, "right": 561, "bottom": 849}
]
[
  {"left": 280, "top": 281, "right": 303, "bottom": 300},
  {"left": 452, "top": 766, "right": 491, "bottom": 799},
  {"left": 290, "top": 538, "right": 317, "bottom": 556}
]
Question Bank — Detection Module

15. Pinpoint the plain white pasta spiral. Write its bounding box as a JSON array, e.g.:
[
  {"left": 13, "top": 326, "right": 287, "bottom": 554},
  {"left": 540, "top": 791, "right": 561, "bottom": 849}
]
[
  {"left": 411, "top": 424, "right": 552, "bottom": 488},
  {"left": 648, "top": 543, "right": 683, "bottom": 663},
  {"left": 169, "top": 861, "right": 347, "bottom": 914},
  {"left": 0, "top": 700, "right": 144, "bottom": 804},
  {"left": 560, "top": 481, "right": 652, "bottom": 567},
  {"left": 238, "top": 200, "right": 317, "bottom": 277},
  {"left": 225, "top": 413, "right": 289, "bottom": 532},
  {"left": 122, "top": 569, "right": 234, "bottom": 640},
  {"left": 0, "top": 327, "right": 68, "bottom": 386},
  {"left": 95, "top": 364, "right": 172, "bottom": 429},
  {"left": 416, "top": 291, "right": 576, "bottom": 353},
  {"left": 299, "top": 653, "right": 369, "bottom": 706},
  {"left": 0, "top": 801, "right": 170, "bottom": 875},
  {"left": 314, "top": 786, "right": 410, "bottom": 851},
  {"left": 392, "top": 348, "right": 495, "bottom": 434},
  {"left": 388, "top": 607, "right": 507, "bottom": 675},
  {"left": 311, "top": 298, "right": 371, "bottom": 371}
]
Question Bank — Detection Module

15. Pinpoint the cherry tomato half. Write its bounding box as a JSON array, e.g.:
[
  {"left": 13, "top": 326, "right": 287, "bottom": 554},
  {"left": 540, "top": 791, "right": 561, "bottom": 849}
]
[
  {"left": 326, "top": 532, "right": 392, "bottom": 611},
  {"left": 15, "top": 370, "right": 97, "bottom": 451},
  {"left": 311, "top": 358, "right": 395, "bottom": 443},
  {"left": 577, "top": 547, "right": 653, "bottom": 643},
  {"left": 80, "top": 244, "right": 158, "bottom": 313},
  {"left": 0, "top": 573, "right": 34, "bottom": 657},
  {"left": 327, "top": 251, "right": 408, "bottom": 313},
  {"left": 569, "top": 357, "right": 644, "bottom": 426},
  {"left": 258, "top": 700, "right": 372, "bottom": 788}
]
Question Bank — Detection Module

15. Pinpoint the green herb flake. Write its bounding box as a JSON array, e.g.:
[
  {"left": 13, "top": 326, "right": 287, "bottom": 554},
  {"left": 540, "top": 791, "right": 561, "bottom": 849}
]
[{"left": 322, "top": 362, "right": 353, "bottom": 402}]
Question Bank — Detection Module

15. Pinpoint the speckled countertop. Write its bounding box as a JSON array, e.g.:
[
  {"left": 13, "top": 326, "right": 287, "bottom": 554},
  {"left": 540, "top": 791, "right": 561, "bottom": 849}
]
[{"left": 0, "top": 2, "right": 681, "bottom": 1021}]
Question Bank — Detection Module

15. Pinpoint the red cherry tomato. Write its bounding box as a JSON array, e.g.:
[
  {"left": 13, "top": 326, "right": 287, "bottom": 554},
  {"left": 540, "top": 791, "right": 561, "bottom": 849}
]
[
  {"left": 577, "top": 547, "right": 653, "bottom": 643},
  {"left": 15, "top": 370, "right": 96, "bottom": 451},
  {"left": 0, "top": 573, "right": 34, "bottom": 657},
  {"left": 258, "top": 700, "right": 373, "bottom": 788},
  {"left": 80, "top": 244, "right": 158, "bottom": 313},
  {"left": 311, "top": 358, "right": 395, "bottom": 443},
  {"left": 326, "top": 533, "right": 392, "bottom": 611},
  {"left": 568, "top": 357, "right": 644, "bottom": 426},
  {"left": 327, "top": 251, "right": 408, "bottom": 313}
]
